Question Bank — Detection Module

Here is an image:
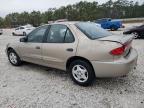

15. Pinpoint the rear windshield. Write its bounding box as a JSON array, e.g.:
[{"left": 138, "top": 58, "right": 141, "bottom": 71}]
[{"left": 75, "top": 22, "right": 112, "bottom": 39}]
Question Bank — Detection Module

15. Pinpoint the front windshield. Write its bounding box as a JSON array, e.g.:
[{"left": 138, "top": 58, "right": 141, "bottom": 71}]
[{"left": 75, "top": 22, "right": 112, "bottom": 39}]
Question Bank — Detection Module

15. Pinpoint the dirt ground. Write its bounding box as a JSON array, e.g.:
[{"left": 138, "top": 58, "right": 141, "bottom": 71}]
[{"left": 0, "top": 23, "right": 144, "bottom": 108}]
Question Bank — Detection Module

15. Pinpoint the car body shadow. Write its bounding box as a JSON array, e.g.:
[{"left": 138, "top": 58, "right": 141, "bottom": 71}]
[{"left": 20, "top": 62, "right": 135, "bottom": 89}]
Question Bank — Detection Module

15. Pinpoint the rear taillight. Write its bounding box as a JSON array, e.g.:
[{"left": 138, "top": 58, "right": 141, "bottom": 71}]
[
  {"left": 110, "top": 40, "right": 132, "bottom": 56},
  {"left": 110, "top": 46, "right": 125, "bottom": 55}
]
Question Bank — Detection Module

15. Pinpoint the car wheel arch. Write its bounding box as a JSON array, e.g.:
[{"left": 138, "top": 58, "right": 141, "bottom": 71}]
[
  {"left": 7, "top": 47, "right": 19, "bottom": 57},
  {"left": 110, "top": 25, "right": 118, "bottom": 30},
  {"left": 66, "top": 56, "right": 94, "bottom": 72},
  {"left": 132, "top": 31, "right": 139, "bottom": 34},
  {"left": 7, "top": 47, "right": 22, "bottom": 66},
  {"left": 7, "top": 47, "right": 14, "bottom": 53}
]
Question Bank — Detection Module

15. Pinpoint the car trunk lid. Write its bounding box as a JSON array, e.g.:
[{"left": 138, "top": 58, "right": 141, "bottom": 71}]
[
  {"left": 98, "top": 35, "right": 134, "bottom": 56},
  {"left": 98, "top": 35, "right": 133, "bottom": 44}
]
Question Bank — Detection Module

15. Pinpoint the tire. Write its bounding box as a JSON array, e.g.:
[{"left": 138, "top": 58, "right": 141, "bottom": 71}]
[
  {"left": 23, "top": 32, "right": 26, "bottom": 36},
  {"left": 69, "top": 60, "right": 95, "bottom": 86},
  {"left": 110, "top": 25, "right": 118, "bottom": 31},
  {"left": 8, "top": 49, "right": 22, "bottom": 66},
  {"left": 12, "top": 32, "right": 15, "bottom": 36},
  {"left": 132, "top": 32, "right": 139, "bottom": 39}
]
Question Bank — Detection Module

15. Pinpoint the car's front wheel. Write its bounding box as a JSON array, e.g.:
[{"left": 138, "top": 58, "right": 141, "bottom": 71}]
[
  {"left": 8, "top": 49, "right": 22, "bottom": 66},
  {"left": 110, "top": 25, "right": 118, "bottom": 31},
  {"left": 132, "top": 32, "right": 139, "bottom": 39},
  {"left": 69, "top": 60, "right": 95, "bottom": 86}
]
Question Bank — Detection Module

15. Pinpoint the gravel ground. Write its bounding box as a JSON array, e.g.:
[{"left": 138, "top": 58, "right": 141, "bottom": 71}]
[{"left": 0, "top": 23, "right": 144, "bottom": 108}]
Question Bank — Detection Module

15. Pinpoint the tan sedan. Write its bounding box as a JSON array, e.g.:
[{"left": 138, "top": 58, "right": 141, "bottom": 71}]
[{"left": 6, "top": 22, "right": 138, "bottom": 86}]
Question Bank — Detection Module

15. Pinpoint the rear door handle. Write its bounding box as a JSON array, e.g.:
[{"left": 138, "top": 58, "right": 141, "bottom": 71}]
[
  {"left": 66, "top": 48, "right": 73, "bottom": 52},
  {"left": 36, "top": 46, "right": 40, "bottom": 49}
]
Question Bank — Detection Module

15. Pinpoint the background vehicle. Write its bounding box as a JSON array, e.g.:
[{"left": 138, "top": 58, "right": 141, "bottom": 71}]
[
  {"left": 95, "top": 23, "right": 101, "bottom": 27},
  {"left": 123, "top": 24, "right": 144, "bottom": 39},
  {"left": 0, "top": 29, "right": 3, "bottom": 35},
  {"left": 6, "top": 22, "right": 137, "bottom": 86},
  {"left": 12, "top": 24, "right": 35, "bottom": 36},
  {"left": 95, "top": 18, "right": 123, "bottom": 31}
]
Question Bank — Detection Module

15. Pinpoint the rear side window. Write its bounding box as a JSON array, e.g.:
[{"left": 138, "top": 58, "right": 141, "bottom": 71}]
[
  {"left": 15, "top": 28, "right": 19, "bottom": 30},
  {"left": 47, "top": 24, "right": 74, "bottom": 43},
  {"left": 20, "top": 27, "right": 24, "bottom": 29},
  {"left": 75, "top": 22, "right": 112, "bottom": 39},
  {"left": 65, "top": 29, "right": 75, "bottom": 43}
]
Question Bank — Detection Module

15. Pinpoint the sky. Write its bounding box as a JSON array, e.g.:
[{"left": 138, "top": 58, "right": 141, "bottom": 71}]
[{"left": 0, "top": 0, "right": 142, "bottom": 17}]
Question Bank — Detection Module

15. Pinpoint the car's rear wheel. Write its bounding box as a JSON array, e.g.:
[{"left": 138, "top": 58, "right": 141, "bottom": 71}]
[
  {"left": 69, "top": 60, "right": 95, "bottom": 86},
  {"left": 8, "top": 49, "right": 22, "bottom": 66},
  {"left": 132, "top": 32, "right": 139, "bottom": 39},
  {"left": 12, "top": 32, "right": 16, "bottom": 36},
  {"left": 110, "top": 25, "right": 118, "bottom": 31},
  {"left": 23, "top": 32, "right": 26, "bottom": 36}
]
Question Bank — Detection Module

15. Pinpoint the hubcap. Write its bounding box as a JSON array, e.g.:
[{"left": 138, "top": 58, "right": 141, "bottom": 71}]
[
  {"left": 132, "top": 32, "right": 139, "bottom": 39},
  {"left": 72, "top": 65, "right": 88, "bottom": 83},
  {"left": 9, "top": 52, "right": 17, "bottom": 64}
]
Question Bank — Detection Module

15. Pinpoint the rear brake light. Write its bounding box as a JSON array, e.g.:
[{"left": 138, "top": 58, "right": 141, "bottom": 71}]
[
  {"left": 110, "top": 46, "right": 125, "bottom": 55},
  {"left": 110, "top": 40, "right": 132, "bottom": 56}
]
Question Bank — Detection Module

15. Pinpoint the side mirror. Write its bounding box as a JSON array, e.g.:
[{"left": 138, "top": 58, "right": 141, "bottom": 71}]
[{"left": 20, "top": 37, "right": 27, "bottom": 42}]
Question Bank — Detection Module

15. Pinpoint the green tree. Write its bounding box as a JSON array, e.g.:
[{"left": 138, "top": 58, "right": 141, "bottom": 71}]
[{"left": 0, "top": 0, "right": 143, "bottom": 28}]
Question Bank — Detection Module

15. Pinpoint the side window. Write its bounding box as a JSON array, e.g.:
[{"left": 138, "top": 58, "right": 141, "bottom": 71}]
[
  {"left": 65, "top": 29, "right": 75, "bottom": 43},
  {"left": 47, "top": 24, "right": 67, "bottom": 43},
  {"left": 20, "top": 27, "right": 24, "bottom": 29},
  {"left": 15, "top": 28, "right": 19, "bottom": 30},
  {"left": 27, "top": 25, "right": 48, "bottom": 43}
]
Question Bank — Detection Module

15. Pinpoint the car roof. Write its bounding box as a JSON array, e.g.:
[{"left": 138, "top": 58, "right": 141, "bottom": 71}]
[
  {"left": 15, "top": 26, "right": 25, "bottom": 28},
  {"left": 46, "top": 21, "right": 99, "bottom": 26},
  {"left": 41, "top": 21, "right": 97, "bottom": 27},
  {"left": 97, "top": 18, "right": 111, "bottom": 20},
  {"left": 35, "top": 21, "right": 78, "bottom": 29},
  {"left": 17, "top": 24, "right": 33, "bottom": 28},
  {"left": 51, "top": 21, "right": 79, "bottom": 25},
  {"left": 39, "top": 21, "right": 79, "bottom": 27}
]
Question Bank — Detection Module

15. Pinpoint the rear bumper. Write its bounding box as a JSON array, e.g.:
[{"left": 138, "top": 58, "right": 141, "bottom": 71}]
[{"left": 91, "top": 48, "right": 138, "bottom": 77}]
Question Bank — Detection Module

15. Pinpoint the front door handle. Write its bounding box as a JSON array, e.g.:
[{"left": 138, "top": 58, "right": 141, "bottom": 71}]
[
  {"left": 66, "top": 48, "right": 73, "bottom": 52},
  {"left": 36, "top": 46, "right": 40, "bottom": 49}
]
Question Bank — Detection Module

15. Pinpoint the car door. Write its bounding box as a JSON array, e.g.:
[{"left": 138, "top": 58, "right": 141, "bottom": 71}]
[
  {"left": 42, "top": 24, "right": 78, "bottom": 70},
  {"left": 18, "top": 25, "right": 48, "bottom": 64},
  {"left": 15, "top": 27, "right": 20, "bottom": 34},
  {"left": 101, "top": 19, "right": 108, "bottom": 29},
  {"left": 19, "top": 27, "right": 25, "bottom": 35}
]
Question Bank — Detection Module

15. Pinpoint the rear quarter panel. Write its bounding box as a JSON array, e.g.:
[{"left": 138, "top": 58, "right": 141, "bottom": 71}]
[{"left": 74, "top": 30, "right": 121, "bottom": 62}]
